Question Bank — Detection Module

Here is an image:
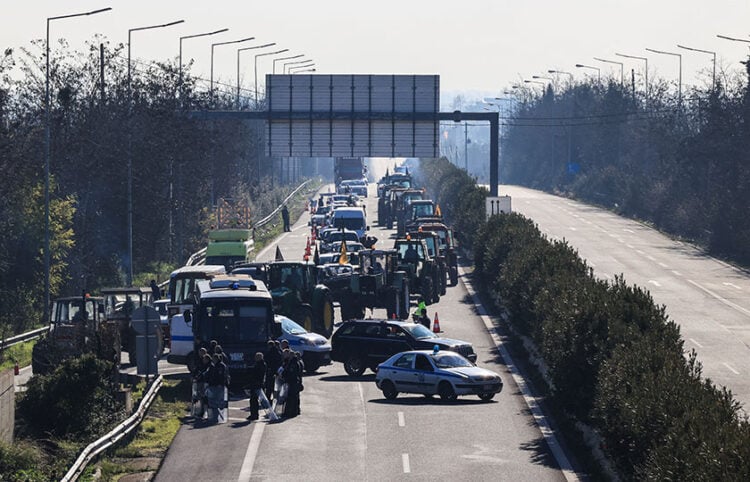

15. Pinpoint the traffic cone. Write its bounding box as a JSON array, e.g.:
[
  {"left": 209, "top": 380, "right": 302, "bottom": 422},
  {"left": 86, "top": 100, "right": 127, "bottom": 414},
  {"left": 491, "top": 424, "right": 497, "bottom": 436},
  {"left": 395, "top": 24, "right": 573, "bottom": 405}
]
[
  {"left": 311, "top": 227, "right": 317, "bottom": 241},
  {"left": 432, "top": 312, "right": 441, "bottom": 333},
  {"left": 14, "top": 361, "right": 19, "bottom": 376},
  {"left": 304, "top": 237, "right": 312, "bottom": 259}
]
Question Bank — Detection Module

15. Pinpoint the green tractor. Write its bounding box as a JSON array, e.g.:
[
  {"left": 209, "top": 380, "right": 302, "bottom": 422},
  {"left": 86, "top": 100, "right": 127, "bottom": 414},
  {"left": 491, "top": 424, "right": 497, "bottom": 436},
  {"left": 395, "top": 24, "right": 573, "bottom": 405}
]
[
  {"left": 392, "top": 237, "right": 442, "bottom": 305},
  {"left": 31, "top": 294, "right": 121, "bottom": 376},
  {"left": 407, "top": 229, "right": 448, "bottom": 297},
  {"left": 267, "top": 261, "right": 336, "bottom": 337},
  {"left": 338, "top": 249, "right": 411, "bottom": 321}
]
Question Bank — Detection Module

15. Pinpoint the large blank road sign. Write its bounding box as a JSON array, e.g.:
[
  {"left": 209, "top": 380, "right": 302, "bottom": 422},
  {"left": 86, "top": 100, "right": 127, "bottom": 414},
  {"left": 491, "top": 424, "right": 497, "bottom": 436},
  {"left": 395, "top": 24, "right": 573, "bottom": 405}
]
[{"left": 266, "top": 74, "right": 439, "bottom": 158}]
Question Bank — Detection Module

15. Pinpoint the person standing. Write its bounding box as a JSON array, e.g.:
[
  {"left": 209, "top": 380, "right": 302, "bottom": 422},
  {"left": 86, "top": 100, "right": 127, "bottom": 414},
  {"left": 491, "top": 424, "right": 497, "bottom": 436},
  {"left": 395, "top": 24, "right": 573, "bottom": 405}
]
[
  {"left": 281, "top": 349, "right": 301, "bottom": 418},
  {"left": 246, "top": 352, "right": 266, "bottom": 421},
  {"left": 206, "top": 353, "right": 229, "bottom": 423},
  {"left": 281, "top": 205, "right": 290, "bottom": 232},
  {"left": 265, "top": 340, "right": 283, "bottom": 401},
  {"left": 150, "top": 279, "right": 161, "bottom": 301}
]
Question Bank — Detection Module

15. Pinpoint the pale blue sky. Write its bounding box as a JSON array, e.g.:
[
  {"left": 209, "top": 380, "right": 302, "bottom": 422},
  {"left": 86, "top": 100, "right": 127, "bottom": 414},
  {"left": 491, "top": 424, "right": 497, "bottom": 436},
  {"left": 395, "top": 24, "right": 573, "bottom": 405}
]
[{"left": 3, "top": 1, "right": 749, "bottom": 99}]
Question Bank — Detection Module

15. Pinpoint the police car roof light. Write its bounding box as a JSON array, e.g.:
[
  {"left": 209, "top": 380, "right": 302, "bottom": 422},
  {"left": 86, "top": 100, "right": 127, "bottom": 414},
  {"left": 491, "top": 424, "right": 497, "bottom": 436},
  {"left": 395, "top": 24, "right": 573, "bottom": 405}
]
[{"left": 433, "top": 344, "right": 440, "bottom": 354}]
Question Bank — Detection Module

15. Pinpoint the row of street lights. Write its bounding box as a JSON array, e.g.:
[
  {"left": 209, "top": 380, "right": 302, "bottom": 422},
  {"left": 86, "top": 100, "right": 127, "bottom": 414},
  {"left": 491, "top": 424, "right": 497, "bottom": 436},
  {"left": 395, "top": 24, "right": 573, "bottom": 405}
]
[{"left": 44, "top": 7, "right": 319, "bottom": 315}]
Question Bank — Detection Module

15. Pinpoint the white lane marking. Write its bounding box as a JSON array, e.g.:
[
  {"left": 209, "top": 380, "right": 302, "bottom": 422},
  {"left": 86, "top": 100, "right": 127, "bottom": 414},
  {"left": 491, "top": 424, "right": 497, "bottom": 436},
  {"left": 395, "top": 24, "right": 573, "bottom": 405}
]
[
  {"left": 689, "top": 338, "right": 703, "bottom": 348},
  {"left": 623, "top": 228, "right": 634, "bottom": 233},
  {"left": 398, "top": 411, "right": 405, "bottom": 427},
  {"left": 597, "top": 227, "right": 608, "bottom": 233},
  {"left": 723, "top": 363, "right": 740, "bottom": 375},
  {"left": 636, "top": 250, "right": 645, "bottom": 255},
  {"left": 648, "top": 280, "right": 661, "bottom": 287},
  {"left": 658, "top": 262, "right": 668, "bottom": 268},
  {"left": 626, "top": 244, "right": 634, "bottom": 249},
  {"left": 672, "top": 270, "right": 683, "bottom": 277},
  {"left": 723, "top": 282, "right": 742, "bottom": 290},
  {"left": 402, "top": 453, "right": 411, "bottom": 473},
  {"left": 608, "top": 233, "right": 618, "bottom": 238},
  {"left": 687, "top": 280, "right": 750, "bottom": 318},
  {"left": 238, "top": 420, "right": 266, "bottom": 481},
  {"left": 646, "top": 255, "right": 656, "bottom": 261},
  {"left": 569, "top": 227, "right": 577, "bottom": 231},
  {"left": 458, "top": 266, "right": 579, "bottom": 482}
]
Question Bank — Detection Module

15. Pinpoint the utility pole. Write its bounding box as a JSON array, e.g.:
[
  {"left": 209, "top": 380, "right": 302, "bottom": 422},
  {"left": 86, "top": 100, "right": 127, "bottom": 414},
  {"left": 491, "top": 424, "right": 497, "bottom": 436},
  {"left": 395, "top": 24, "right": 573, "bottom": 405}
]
[
  {"left": 464, "top": 122, "right": 469, "bottom": 171},
  {"left": 99, "top": 43, "right": 105, "bottom": 103}
]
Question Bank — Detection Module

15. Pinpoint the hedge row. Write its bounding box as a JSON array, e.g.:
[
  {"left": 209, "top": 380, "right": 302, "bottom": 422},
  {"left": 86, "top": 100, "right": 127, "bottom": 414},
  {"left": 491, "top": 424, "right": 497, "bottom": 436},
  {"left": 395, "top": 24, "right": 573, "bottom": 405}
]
[{"left": 416, "top": 158, "right": 750, "bottom": 480}]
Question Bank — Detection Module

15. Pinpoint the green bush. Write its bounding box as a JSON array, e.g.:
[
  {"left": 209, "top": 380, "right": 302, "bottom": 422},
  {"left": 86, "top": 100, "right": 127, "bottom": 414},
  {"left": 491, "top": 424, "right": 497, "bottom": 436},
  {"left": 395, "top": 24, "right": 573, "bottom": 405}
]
[
  {"left": 0, "top": 440, "right": 45, "bottom": 481},
  {"left": 18, "top": 354, "right": 124, "bottom": 440}
]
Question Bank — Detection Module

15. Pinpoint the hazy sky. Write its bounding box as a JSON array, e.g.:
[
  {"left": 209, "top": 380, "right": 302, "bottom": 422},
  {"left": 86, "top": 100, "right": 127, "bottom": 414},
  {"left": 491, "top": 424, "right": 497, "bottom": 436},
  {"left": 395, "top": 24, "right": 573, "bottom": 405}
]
[{"left": 3, "top": 1, "right": 749, "bottom": 100}]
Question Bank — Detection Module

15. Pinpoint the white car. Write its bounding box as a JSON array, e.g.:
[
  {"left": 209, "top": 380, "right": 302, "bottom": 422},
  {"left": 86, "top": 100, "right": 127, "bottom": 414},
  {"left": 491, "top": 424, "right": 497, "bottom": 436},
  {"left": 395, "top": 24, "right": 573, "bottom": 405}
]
[
  {"left": 277, "top": 315, "right": 332, "bottom": 373},
  {"left": 375, "top": 349, "right": 503, "bottom": 402}
]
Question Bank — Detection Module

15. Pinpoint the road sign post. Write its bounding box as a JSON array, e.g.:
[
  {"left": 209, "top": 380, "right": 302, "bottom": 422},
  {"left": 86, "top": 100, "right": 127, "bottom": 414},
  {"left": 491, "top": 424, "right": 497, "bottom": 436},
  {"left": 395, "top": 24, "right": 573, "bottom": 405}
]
[
  {"left": 131, "top": 306, "right": 161, "bottom": 377},
  {"left": 486, "top": 196, "right": 512, "bottom": 218}
]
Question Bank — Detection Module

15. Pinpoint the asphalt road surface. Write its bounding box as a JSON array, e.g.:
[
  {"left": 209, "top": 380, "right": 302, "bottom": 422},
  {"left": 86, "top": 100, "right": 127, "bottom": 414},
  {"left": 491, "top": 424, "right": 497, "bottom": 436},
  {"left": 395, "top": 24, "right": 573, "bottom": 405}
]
[
  {"left": 154, "top": 184, "right": 578, "bottom": 481},
  {"left": 500, "top": 184, "right": 750, "bottom": 412}
]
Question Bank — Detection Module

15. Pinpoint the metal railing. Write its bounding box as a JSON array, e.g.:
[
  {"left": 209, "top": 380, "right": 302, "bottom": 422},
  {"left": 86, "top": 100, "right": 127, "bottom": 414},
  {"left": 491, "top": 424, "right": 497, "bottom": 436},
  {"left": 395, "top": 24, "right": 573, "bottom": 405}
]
[
  {"left": 61, "top": 375, "right": 164, "bottom": 482},
  {"left": 254, "top": 179, "right": 312, "bottom": 229},
  {"left": 0, "top": 326, "right": 49, "bottom": 353}
]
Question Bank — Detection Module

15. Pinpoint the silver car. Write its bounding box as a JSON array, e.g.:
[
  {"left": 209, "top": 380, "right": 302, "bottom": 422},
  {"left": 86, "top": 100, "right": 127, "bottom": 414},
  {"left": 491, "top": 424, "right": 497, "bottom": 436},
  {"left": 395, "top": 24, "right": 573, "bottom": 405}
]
[{"left": 375, "top": 349, "right": 503, "bottom": 402}]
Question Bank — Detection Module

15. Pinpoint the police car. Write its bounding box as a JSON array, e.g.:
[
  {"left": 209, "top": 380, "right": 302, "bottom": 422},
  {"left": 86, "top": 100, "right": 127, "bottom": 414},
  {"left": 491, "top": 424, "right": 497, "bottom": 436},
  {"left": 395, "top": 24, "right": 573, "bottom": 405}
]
[
  {"left": 276, "top": 315, "right": 332, "bottom": 373},
  {"left": 375, "top": 348, "right": 503, "bottom": 402}
]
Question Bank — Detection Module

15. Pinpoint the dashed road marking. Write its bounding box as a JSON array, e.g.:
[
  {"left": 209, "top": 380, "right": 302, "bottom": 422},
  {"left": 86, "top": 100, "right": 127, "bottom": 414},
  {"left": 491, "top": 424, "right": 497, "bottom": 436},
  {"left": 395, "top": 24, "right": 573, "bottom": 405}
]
[
  {"left": 623, "top": 228, "right": 634, "bottom": 233},
  {"left": 648, "top": 280, "right": 661, "bottom": 287},
  {"left": 723, "top": 282, "right": 742, "bottom": 290},
  {"left": 672, "top": 270, "right": 683, "bottom": 277},
  {"left": 626, "top": 244, "right": 634, "bottom": 249},
  {"left": 689, "top": 338, "right": 703, "bottom": 348},
  {"left": 646, "top": 255, "right": 656, "bottom": 261},
  {"left": 402, "top": 453, "right": 411, "bottom": 473},
  {"left": 569, "top": 227, "right": 577, "bottom": 231},
  {"left": 687, "top": 280, "right": 750, "bottom": 318},
  {"left": 636, "top": 250, "right": 645, "bottom": 255},
  {"left": 398, "top": 411, "right": 405, "bottom": 427},
  {"left": 723, "top": 363, "right": 740, "bottom": 375},
  {"left": 658, "top": 262, "right": 668, "bottom": 268},
  {"left": 238, "top": 420, "right": 266, "bottom": 481}
]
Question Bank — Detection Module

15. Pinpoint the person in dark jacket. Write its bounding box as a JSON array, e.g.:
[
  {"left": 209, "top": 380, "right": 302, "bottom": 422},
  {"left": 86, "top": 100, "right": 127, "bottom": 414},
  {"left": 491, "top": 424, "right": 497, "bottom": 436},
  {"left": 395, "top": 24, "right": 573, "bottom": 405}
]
[
  {"left": 206, "top": 354, "right": 229, "bottom": 423},
  {"left": 265, "top": 340, "right": 283, "bottom": 401},
  {"left": 150, "top": 279, "right": 161, "bottom": 300},
  {"left": 281, "top": 205, "right": 290, "bottom": 232},
  {"left": 246, "top": 352, "right": 266, "bottom": 421},
  {"left": 281, "top": 349, "right": 301, "bottom": 418}
]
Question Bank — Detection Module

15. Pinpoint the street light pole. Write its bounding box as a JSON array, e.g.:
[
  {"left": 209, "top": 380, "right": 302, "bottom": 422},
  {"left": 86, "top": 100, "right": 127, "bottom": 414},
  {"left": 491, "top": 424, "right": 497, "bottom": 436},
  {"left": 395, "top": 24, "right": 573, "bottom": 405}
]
[
  {"left": 615, "top": 52, "right": 648, "bottom": 97},
  {"left": 575, "top": 63, "right": 601, "bottom": 82},
  {"left": 292, "top": 68, "right": 317, "bottom": 74},
  {"left": 646, "top": 48, "right": 682, "bottom": 104},
  {"left": 289, "top": 63, "right": 316, "bottom": 74},
  {"left": 179, "top": 28, "right": 228, "bottom": 103},
  {"left": 284, "top": 59, "right": 314, "bottom": 74},
  {"left": 237, "top": 43, "right": 276, "bottom": 109},
  {"left": 211, "top": 36, "right": 254, "bottom": 105},
  {"left": 273, "top": 54, "right": 304, "bottom": 74},
  {"left": 593, "top": 57, "right": 624, "bottom": 84},
  {"left": 254, "top": 49, "right": 289, "bottom": 107},
  {"left": 45, "top": 6, "right": 112, "bottom": 321},
  {"left": 677, "top": 44, "right": 717, "bottom": 89},
  {"left": 548, "top": 69, "right": 574, "bottom": 82},
  {"left": 127, "top": 19, "right": 184, "bottom": 286}
]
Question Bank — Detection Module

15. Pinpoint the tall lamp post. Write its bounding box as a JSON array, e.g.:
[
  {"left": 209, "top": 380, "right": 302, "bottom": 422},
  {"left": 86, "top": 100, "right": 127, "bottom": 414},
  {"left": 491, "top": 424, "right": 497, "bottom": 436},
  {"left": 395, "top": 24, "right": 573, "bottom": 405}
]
[
  {"left": 254, "top": 48, "right": 289, "bottom": 107},
  {"left": 273, "top": 54, "right": 304, "bottom": 74},
  {"left": 127, "top": 19, "right": 184, "bottom": 286},
  {"left": 179, "top": 28, "right": 228, "bottom": 101},
  {"left": 211, "top": 36, "right": 254, "bottom": 104},
  {"left": 616, "top": 52, "right": 648, "bottom": 96},
  {"left": 593, "top": 57, "right": 624, "bottom": 84},
  {"left": 548, "top": 69, "right": 574, "bottom": 81},
  {"left": 677, "top": 44, "right": 717, "bottom": 89},
  {"left": 45, "top": 6, "right": 112, "bottom": 320},
  {"left": 646, "top": 48, "right": 682, "bottom": 104},
  {"left": 575, "top": 63, "right": 601, "bottom": 81},
  {"left": 284, "top": 59, "right": 314, "bottom": 74},
  {"left": 237, "top": 43, "right": 276, "bottom": 108},
  {"left": 292, "top": 68, "right": 317, "bottom": 74}
]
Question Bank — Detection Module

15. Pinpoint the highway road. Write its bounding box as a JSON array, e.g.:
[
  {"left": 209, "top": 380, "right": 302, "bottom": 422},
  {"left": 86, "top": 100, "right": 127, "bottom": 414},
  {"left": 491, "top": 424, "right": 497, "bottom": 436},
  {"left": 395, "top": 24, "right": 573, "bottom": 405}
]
[
  {"left": 500, "top": 184, "right": 750, "bottom": 412},
  {"left": 154, "top": 184, "right": 579, "bottom": 481}
]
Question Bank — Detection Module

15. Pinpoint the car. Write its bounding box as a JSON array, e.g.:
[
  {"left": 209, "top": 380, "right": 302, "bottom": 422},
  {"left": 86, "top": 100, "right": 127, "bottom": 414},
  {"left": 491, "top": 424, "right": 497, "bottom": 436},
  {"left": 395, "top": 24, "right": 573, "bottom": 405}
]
[
  {"left": 330, "top": 319, "right": 476, "bottom": 377},
  {"left": 276, "top": 315, "right": 332, "bottom": 373},
  {"left": 375, "top": 348, "right": 503, "bottom": 401}
]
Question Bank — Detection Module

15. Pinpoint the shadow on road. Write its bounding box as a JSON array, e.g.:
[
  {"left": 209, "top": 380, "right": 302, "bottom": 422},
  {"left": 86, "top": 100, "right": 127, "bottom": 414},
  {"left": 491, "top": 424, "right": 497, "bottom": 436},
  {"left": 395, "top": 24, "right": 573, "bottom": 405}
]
[
  {"left": 368, "top": 396, "right": 496, "bottom": 406},
  {"left": 319, "top": 374, "right": 376, "bottom": 383},
  {"left": 519, "top": 436, "right": 560, "bottom": 470}
]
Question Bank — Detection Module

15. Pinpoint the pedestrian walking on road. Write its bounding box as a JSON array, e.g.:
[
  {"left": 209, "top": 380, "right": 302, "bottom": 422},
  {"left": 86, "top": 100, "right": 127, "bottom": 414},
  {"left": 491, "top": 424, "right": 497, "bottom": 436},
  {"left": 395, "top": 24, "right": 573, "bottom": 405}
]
[
  {"left": 281, "top": 205, "right": 290, "bottom": 232},
  {"left": 265, "top": 340, "right": 283, "bottom": 401},
  {"left": 246, "top": 352, "right": 266, "bottom": 421},
  {"left": 281, "top": 349, "right": 301, "bottom": 418}
]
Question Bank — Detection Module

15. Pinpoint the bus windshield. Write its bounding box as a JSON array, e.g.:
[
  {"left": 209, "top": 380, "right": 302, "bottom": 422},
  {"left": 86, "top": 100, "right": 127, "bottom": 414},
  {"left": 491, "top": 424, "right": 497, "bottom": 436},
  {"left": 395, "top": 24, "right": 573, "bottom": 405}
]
[{"left": 196, "top": 300, "right": 271, "bottom": 343}]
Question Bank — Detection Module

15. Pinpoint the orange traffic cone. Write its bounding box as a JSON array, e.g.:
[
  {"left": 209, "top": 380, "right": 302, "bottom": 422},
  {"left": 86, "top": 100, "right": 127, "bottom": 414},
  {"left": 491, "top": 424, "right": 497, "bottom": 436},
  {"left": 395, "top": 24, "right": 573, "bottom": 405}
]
[
  {"left": 311, "top": 227, "right": 317, "bottom": 241},
  {"left": 304, "top": 237, "right": 312, "bottom": 258},
  {"left": 432, "top": 312, "right": 441, "bottom": 333}
]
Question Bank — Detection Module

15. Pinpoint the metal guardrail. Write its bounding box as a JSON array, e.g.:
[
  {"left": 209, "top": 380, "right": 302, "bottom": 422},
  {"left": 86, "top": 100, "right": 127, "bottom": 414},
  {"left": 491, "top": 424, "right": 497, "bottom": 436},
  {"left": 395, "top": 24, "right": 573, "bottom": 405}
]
[
  {"left": 186, "top": 246, "right": 207, "bottom": 266},
  {"left": 254, "top": 179, "right": 312, "bottom": 229},
  {"left": 0, "top": 326, "right": 49, "bottom": 353},
  {"left": 61, "top": 375, "right": 164, "bottom": 482}
]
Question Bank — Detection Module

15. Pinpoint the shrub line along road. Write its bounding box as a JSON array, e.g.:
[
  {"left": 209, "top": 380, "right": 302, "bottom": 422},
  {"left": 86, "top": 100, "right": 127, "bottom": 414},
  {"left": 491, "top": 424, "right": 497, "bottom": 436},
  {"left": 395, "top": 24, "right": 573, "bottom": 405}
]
[
  {"left": 499, "top": 185, "right": 750, "bottom": 412},
  {"left": 154, "top": 184, "right": 576, "bottom": 481}
]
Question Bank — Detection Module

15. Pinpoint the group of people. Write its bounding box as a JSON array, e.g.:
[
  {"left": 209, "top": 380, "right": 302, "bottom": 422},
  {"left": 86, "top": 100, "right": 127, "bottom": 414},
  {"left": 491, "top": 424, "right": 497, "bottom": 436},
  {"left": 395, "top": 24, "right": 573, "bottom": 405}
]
[
  {"left": 190, "top": 339, "right": 305, "bottom": 424},
  {"left": 246, "top": 339, "right": 305, "bottom": 421}
]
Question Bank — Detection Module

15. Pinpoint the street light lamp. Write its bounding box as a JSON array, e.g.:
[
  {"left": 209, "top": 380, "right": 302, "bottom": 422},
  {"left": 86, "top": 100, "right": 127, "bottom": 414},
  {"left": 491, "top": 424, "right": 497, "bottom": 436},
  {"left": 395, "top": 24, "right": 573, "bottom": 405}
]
[
  {"left": 645, "top": 48, "right": 682, "bottom": 104},
  {"left": 211, "top": 36, "right": 254, "bottom": 104},
  {"left": 716, "top": 34, "right": 750, "bottom": 45},
  {"left": 179, "top": 28, "right": 229, "bottom": 102},
  {"left": 273, "top": 54, "right": 304, "bottom": 74},
  {"left": 292, "top": 68, "right": 317, "bottom": 74},
  {"left": 284, "top": 59, "right": 314, "bottom": 74},
  {"left": 532, "top": 75, "right": 554, "bottom": 81},
  {"left": 237, "top": 43, "right": 276, "bottom": 109},
  {"left": 254, "top": 48, "right": 289, "bottom": 106},
  {"left": 677, "top": 44, "right": 717, "bottom": 88},
  {"left": 575, "top": 63, "right": 601, "bottom": 81},
  {"left": 127, "top": 19, "right": 184, "bottom": 286},
  {"left": 615, "top": 52, "right": 648, "bottom": 96},
  {"left": 288, "top": 63, "right": 316, "bottom": 73},
  {"left": 45, "top": 6, "right": 112, "bottom": 320},
  {"left": 548, "top": 69, "right": 574, "bottom": 80},
  {"left": 593, "top": 57, "right": 624, "bottom": 84}
]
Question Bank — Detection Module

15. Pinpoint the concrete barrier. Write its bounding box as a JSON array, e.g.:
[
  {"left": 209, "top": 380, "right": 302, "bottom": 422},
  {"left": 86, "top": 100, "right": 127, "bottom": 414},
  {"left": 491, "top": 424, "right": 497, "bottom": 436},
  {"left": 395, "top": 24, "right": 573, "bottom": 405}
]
[{"left": 0, "top": 369, "right": 14, "bottom": 443}]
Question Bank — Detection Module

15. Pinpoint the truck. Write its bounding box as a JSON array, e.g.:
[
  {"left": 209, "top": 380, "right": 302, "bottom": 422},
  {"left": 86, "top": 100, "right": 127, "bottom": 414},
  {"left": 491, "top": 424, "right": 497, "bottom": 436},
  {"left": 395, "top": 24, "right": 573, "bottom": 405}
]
[
  {"left": 205, "top": 198, "right": 254, "bottom": 269},
  {"left": 31, "top": 293, "right": 121, "bottom": 376},
  {"left": 170, "top": 275, "right": 282, "bottom": 381},
  {"left": 334, "top": 157, "right": 365, "bottom": 188}
]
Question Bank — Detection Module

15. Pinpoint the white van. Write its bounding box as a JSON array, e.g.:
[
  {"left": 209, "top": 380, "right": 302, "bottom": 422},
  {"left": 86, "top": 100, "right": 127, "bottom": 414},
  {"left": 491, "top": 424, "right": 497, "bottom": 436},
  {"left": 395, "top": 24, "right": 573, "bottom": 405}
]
[{"left": 330, "top": 207, "right": 368, "bottom": 239}]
